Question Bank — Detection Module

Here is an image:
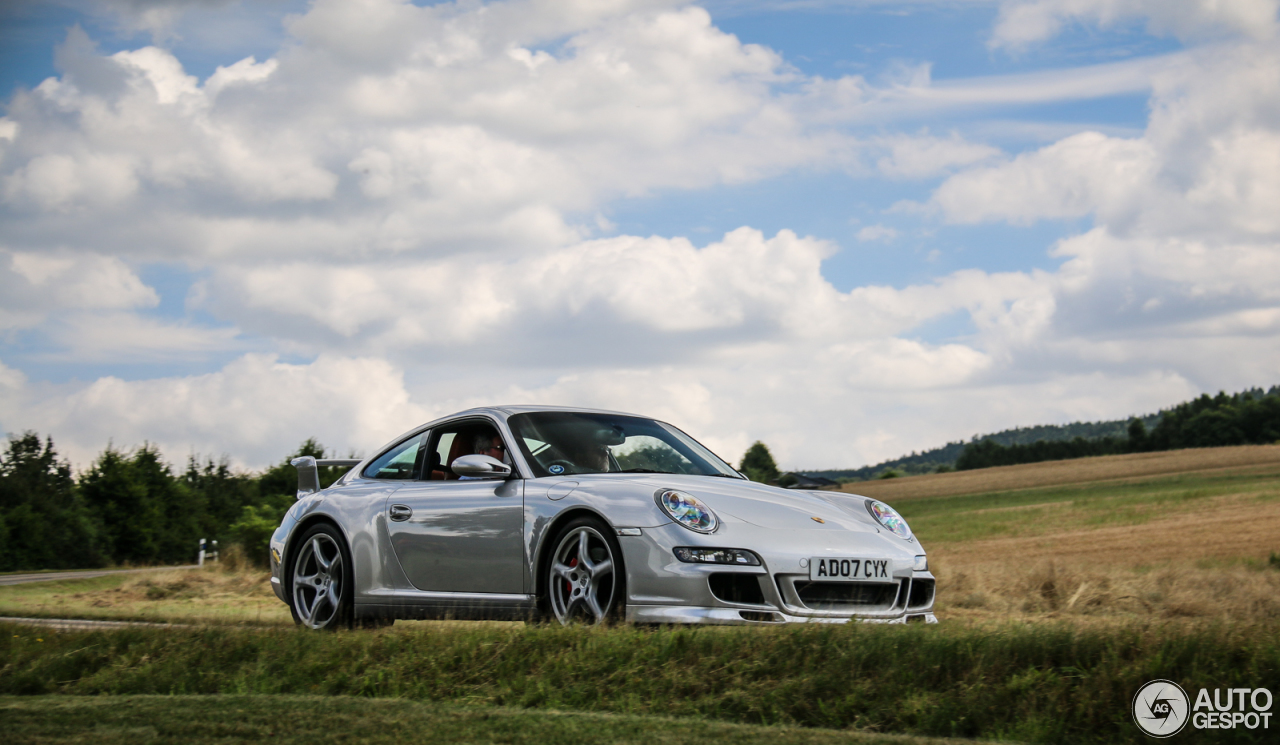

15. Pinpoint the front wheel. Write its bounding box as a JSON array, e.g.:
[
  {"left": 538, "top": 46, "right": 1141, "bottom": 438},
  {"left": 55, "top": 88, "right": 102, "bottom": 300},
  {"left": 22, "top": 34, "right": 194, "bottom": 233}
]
[
  {"left": 288, "top": 523, "right": 354, "bottom": 630},
  {"left": 545, "top": 517, "right": 626, "bottom": 624}
]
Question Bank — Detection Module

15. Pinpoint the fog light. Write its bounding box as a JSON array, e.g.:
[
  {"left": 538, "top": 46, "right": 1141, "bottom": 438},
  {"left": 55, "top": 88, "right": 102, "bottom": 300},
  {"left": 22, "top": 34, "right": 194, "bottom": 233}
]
[
  {"left": 673, "top": 547, "right": 761, "bottom": 565},
  {"left": 913, "top": 555, "right": 928, "bottom": 572}
]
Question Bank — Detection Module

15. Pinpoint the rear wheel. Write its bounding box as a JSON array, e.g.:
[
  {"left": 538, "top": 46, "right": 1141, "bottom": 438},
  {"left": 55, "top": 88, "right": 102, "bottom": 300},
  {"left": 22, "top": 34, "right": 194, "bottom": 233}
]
[
  {"left": 545, "top": 517, "right": 625, "bottom": 625},
  {"left": 288, "top": 523, "right": 354, "bottom": 630}
]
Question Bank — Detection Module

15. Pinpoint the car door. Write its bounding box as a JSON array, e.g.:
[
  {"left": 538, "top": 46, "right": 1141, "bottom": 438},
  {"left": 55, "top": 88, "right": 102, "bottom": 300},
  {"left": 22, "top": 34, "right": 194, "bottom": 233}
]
[{"left": 383, "top": 422, "right": 525, "bottom": 594}]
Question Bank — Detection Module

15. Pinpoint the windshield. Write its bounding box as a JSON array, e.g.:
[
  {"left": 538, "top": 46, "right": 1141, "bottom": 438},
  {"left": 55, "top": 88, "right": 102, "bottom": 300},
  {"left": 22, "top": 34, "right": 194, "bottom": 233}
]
[{"left": 508, "top": 412, "right": 742, "bottom": 479}]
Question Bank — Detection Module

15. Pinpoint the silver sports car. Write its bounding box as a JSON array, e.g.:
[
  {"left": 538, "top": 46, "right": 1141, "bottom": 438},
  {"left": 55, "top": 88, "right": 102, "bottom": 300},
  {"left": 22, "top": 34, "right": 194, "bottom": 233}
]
[{"left": 270, "top": 406, "right": 937, "bottom": 628}]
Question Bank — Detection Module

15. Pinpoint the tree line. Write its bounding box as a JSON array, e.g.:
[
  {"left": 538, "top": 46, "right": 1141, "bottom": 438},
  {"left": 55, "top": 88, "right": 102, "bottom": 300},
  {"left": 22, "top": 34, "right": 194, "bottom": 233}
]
[
  {"left": 956, "top": 387, "right": 1280, "bottom": 470},
  {"left": 0, "top": 433, "right": 343, "bottom": 572}
]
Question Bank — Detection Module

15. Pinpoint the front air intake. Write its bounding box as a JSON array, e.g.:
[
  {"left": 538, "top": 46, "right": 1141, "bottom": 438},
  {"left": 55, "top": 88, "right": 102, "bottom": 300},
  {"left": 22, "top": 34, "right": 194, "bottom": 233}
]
[
  {"left": 793, "top": 581, "right": 898, "bottom": 610},
  {"left": 907, "top": 578, "right": 935, "bottom": 610},
  {"left": 708, "top": 573, "right": 767, "bottom": 605}
]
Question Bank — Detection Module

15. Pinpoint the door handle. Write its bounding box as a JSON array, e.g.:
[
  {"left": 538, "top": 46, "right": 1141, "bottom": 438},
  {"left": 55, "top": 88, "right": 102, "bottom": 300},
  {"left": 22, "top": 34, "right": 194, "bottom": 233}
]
[{"left": 389, "top": 504, "right": 412, "bottom": 522}]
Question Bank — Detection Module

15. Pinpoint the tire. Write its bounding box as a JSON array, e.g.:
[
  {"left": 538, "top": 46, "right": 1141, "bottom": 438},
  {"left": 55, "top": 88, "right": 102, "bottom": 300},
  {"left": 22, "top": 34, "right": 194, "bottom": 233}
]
[
  {"left": 544, "top": 517, "right": 626, "bottom": 625},
  {"left": 288, "top": 523, "right": 354, "bottom": 630}
]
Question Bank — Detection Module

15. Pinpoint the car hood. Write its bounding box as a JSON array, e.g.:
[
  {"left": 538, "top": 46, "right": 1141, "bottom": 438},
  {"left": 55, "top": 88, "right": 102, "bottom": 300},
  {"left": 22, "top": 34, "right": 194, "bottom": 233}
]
[{"left": 575, "top": 473, "right": 885, "bottom": 534}]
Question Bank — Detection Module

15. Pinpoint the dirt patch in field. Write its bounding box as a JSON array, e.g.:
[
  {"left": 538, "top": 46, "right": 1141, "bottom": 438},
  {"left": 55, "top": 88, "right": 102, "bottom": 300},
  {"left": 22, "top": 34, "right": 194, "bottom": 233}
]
[{"left": 842, "top": 444, "right": 1280, "bottom": 501}]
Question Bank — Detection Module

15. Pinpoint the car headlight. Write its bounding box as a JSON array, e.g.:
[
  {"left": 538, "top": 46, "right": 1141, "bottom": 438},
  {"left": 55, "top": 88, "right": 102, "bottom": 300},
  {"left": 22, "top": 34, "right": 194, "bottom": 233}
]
[
  {"left": 657, "top": 489, "right": 718, "bottom": 533},
  {"left": 673, "top": 547, "right": 760, "bottom": 565},
  {"left": 866, "top": 499, "right": 912, "bottom": 540}
]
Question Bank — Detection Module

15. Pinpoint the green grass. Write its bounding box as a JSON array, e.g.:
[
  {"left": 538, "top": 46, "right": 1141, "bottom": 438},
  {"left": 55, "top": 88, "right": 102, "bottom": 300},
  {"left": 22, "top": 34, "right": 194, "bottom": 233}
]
[
  {"left": 897, "top": 471, "right": 1280, "bottom": 544},
  {"left": 0, "top": 695, "right": 984, "bottom": 745},
  {"left": 3, "top": 620, "right": 1276, "bottom": 744}
]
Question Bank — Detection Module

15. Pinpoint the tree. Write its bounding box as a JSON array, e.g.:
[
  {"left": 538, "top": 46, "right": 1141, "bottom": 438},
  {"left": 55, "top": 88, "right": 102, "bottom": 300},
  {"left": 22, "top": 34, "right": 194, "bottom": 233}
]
[
  {"left": 185, "top": 455, "right": 260, "bottom": 542},
  {"left": 739, "top": 441, "right": 780, "bottom": 484},
  {"left": 0, "top": 432, "right": 104, "bottom": 571},
  {"left": 1127, "top": 418, "right": 1148, "bottom": 451},
  {"left": 79, "top": 444, "right": 196, "bottom": 565}
]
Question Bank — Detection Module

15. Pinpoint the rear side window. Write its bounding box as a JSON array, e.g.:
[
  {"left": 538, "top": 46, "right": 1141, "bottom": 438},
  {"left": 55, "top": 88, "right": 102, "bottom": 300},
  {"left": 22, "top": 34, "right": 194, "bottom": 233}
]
[{"left": 363, "top": 434, "right": 424, "bottom": 480}]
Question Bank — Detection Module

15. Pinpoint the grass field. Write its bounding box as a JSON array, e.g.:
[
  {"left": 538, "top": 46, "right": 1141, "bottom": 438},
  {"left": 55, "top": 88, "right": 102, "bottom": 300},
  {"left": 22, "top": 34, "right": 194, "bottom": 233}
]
[
  {"left": 4, "top": 444, "right": 1280, "bottom": 743},
  {"left": 0, "top": 695, "right": 989, "bottom": 745},
  {"left": 0, "top": 558, "right": 291, "bottom": 626},
  {"left": 4, "top": 617, "right": 1276, "bottom": 744}
]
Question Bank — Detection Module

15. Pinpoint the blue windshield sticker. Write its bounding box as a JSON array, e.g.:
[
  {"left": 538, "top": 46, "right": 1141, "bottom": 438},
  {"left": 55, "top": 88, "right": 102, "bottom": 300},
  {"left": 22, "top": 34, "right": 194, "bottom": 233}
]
[{"left": 549, "top": 464, "right": 565, "bottom": 475}]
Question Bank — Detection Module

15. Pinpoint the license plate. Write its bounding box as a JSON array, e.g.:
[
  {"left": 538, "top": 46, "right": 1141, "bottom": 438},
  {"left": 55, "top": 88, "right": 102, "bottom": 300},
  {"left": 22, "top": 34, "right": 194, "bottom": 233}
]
[{"left": 809, "top": 557, "right": 889, "bottom": 581}]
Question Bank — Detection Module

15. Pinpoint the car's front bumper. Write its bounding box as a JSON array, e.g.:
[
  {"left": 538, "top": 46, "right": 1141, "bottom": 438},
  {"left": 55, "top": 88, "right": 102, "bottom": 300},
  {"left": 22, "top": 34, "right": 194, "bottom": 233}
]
[
  {"left": 626, "top": 605, "right": 937, "bottom": 625},
  {"left": 617, "top": 521, "right": 938, "bottom": 625}
]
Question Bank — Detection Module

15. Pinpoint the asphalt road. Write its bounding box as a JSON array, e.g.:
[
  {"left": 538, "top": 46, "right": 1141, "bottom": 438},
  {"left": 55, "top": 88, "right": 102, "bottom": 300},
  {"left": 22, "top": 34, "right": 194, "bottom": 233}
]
[{"left": 0, "top": 566, "right": 197, "bottom": 587}]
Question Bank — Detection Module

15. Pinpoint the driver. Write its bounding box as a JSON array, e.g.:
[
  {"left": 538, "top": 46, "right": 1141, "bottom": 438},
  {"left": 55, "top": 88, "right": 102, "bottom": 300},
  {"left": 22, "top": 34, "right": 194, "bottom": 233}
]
[
  {"left": 474, "top": 432, "right": 508, "bottom": 463},
  {"left": 458, "top": 432, "right": 510, "bottom": 480}
]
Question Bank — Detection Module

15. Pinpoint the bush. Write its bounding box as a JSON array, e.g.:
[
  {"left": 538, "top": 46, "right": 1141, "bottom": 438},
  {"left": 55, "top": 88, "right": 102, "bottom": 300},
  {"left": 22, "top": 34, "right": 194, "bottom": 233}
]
[{"left": 226, "top": 493, "right": 294, "bottom": 567}]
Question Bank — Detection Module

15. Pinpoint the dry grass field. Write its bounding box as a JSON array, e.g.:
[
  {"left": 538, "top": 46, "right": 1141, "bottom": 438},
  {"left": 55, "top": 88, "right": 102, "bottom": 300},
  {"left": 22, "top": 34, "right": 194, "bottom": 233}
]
[
  {"left": 0, "top": 548, "right": 291, "bottom": 626},
  {"left": 847, "top": 446, "right": 1280, "bottom": 625}
]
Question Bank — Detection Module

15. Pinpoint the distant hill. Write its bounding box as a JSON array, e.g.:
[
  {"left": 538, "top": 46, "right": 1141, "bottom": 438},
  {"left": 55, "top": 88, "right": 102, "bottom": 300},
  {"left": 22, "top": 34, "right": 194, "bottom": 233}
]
[{"left": 803, "top": 385, "right": 1280, "bottom": 482}]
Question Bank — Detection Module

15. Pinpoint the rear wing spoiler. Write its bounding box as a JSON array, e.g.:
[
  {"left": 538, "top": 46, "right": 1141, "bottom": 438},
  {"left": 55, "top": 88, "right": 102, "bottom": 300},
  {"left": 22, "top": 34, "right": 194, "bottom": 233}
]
[{"left": 290, "top": 456, "right": 362, "bottom": 500}]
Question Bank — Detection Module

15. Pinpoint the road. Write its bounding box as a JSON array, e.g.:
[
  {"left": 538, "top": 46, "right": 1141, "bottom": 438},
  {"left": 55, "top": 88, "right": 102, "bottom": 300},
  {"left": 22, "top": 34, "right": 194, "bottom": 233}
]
[
  {"left": 0, "top": 615, "right": 182, "bottom": 631},
  {"left": 0, "top": 566, "right": 196, "bottom": 587}
]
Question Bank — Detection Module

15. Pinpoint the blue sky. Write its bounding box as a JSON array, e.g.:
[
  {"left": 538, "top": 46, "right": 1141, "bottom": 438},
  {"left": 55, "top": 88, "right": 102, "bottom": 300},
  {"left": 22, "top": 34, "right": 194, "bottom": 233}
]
[{"left": 1, "top": 0, "right": 1277, "bottom": 469}]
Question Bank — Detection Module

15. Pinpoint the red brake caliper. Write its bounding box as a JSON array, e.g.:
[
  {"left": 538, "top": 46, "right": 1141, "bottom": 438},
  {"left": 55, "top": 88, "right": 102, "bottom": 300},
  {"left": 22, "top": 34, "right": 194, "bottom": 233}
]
[{"left": 566, "top": 557, "right": 578, "bottom": 595}]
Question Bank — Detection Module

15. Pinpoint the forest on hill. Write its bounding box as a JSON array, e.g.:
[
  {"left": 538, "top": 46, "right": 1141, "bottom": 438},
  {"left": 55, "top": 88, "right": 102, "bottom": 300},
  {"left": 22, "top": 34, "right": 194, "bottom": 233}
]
[{"left": 804, "top": 386, "right": 1280, "bottom": 481}]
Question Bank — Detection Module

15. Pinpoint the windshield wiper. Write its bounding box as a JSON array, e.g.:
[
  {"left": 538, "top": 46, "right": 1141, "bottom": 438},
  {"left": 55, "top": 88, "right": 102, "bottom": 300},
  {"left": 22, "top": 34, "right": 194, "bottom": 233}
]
[
  {"left": 701, "top": 472, "right": 745, "bottom": 478},
  {"left": 618, "top": 467, "right": 669, "bottom": 474}
]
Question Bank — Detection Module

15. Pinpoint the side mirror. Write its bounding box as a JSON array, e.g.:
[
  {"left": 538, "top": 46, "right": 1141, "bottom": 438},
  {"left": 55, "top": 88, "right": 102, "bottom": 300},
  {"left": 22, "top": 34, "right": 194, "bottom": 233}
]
[{"left": 451, "top": 454, "right": 513, "bottom": 480}]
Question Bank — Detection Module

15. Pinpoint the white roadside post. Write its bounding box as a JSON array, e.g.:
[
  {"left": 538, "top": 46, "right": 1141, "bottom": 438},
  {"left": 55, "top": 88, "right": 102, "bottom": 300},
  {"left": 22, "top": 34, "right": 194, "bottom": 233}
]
[
  {"left": 198, "top": 538, "right": 206, "bottom": 567},
  {"left": 211, "top": 540, "right": 219, "bottom": 563}
]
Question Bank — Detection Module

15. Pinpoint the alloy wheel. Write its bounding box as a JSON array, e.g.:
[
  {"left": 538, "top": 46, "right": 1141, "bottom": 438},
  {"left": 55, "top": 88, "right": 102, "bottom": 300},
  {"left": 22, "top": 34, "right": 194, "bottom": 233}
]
[
  {"left": 292, "top": 532, "right": 345, "bottom": 629},
  {"left": 548, "top": 524, "right": 618, "bottom": 624}
]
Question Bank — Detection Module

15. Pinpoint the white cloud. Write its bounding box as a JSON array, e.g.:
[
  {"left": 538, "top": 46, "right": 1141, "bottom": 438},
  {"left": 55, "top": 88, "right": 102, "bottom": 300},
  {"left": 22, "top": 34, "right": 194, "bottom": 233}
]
[
  {"left": 991, "top": 0, "right": 1279, "bottom": 48},
  {"left": 0, "top": 249, "right": 158, "bottom": 331},
  {"left": 932, "top": 131, "right": 1158, "bottom": 225},
  {"left": 193, "top": 228, "right": 849, "bottom": 354},
  {"left": 856, "top": 224, "right": 898, "bottom": 242},
  {"left": 37, "top": 313, "right": 242, "bottom": 362},
  {"left": 875, "top": 132, "right": 1000, "bottom": 179},
  {"left": 0, "top": 353, "right": 430, "bottom": 469}
]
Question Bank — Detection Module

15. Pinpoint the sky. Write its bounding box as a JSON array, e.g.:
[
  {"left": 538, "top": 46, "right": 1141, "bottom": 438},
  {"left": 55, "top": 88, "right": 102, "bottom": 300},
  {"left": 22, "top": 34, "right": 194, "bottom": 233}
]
[{"left": 0, "top": 0, "right": 1278, "bottom": 472}]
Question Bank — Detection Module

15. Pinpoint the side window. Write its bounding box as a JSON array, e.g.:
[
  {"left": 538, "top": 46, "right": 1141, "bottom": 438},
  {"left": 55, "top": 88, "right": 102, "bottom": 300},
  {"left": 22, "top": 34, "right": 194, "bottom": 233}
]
[
  {"left": 425, "top": 421, "right": 508, "bottom": 480},
  {"left": 363, "top": 434, "right": 423, "bottom": 480}
]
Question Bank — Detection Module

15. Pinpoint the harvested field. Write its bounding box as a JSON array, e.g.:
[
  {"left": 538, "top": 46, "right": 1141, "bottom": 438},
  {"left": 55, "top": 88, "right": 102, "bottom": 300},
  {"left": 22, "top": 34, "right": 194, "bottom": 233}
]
[
  {"left": 842, "top": 444, "right": 1280, "bottom": 501},
  {"left": 852, "top": 444, "right": 1280, "bottom": 624}
]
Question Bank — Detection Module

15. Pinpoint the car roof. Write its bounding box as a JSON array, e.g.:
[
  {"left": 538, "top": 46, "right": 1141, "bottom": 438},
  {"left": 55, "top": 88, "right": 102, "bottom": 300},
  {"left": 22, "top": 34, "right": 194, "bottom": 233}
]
[{"left": 451, "top": 404, "right": 647, "bottom": 419}]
